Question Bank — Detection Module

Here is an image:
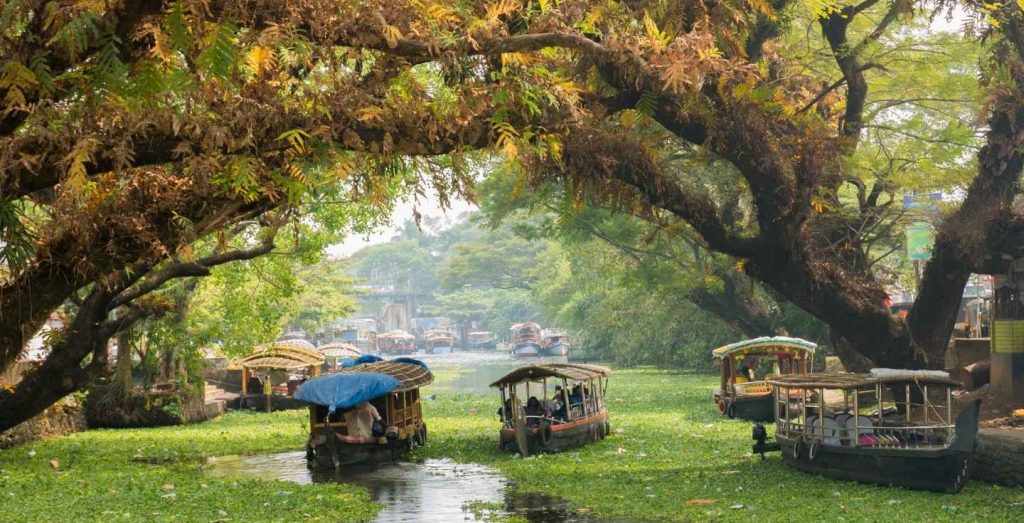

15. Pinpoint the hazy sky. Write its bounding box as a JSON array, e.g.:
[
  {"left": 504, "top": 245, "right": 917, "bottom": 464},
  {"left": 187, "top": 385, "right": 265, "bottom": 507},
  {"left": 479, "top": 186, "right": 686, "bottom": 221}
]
[{"left": 327, "top": 190, "right": 478, "bottom": 258}]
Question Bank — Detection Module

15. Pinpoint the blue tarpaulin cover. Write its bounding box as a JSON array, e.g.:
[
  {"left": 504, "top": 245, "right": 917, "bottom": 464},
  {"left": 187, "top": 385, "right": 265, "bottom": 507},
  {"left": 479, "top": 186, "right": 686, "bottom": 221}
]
[
  {"left": 294, "top": 372, "right": 400, "bottom": 413},
  {"left": 339, "top": 358, "right": 355, "bottom": 369},
  {"left": 354, "top": 354, "right": 384, "bottom": 366}
]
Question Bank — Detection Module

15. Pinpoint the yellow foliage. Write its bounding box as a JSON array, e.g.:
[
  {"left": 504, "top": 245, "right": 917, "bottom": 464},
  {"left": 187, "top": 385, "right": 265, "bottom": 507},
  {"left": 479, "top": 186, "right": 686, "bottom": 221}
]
[
  {"left": 245, "top": 46, "right": 276, "bottom": 76},
  {"left": 381, "top": 23, "right": 403, "bottom": 49}
]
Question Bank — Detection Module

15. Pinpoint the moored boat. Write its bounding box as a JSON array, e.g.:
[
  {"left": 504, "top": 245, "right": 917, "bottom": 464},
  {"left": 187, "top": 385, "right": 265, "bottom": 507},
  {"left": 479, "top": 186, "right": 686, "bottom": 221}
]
[
  {"left": 376, "top": 330, "right": 416, "bottom": 355},
  {"left": 756, "top": 370, "right": 980, "bottom": 493},
  {"left": 491, "top": 363, "right": 611, "bottom": 456},
  {"left": 541, "top": 329, "right": 571, "bottom": 357},
  {"left": 424, "top": 329, "right": 455, "bottom": 354},
  {"left": 510, "top": 322, "right": 542, "bottom": 358},
  {"left": 467, "top": 331, "right": 497, "bottom": 350},
  {"left": 296, "top": 358, "right": 433, "bottom": 468},
  {"left": 712, "top": 336, "right": 816, "bottom": 422}
]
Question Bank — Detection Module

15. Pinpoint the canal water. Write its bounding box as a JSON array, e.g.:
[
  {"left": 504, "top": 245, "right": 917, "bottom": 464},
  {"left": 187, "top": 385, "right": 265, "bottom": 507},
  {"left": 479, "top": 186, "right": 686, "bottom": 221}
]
[
  {"left": 205, "top": 351, "right": 623, "bottom": 522},
  {"left": 205, "top": 452, "right": 603, "bottom": 522}
]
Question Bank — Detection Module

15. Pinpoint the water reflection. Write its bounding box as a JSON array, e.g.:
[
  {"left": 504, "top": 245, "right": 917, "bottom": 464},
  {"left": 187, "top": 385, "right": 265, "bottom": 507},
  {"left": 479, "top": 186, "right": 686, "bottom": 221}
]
[{"left": 204, "top": 452, "right": 623, "bottom": 522}]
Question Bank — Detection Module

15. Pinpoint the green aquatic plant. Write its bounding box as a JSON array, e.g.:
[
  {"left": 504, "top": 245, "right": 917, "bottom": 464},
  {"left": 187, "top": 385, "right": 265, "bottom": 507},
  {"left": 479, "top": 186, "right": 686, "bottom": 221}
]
[
  {"left": 0, "top": 410, "right": 380, "bottom": 522},
  {"left": 418, "top": 368, "right": 1024, "bottom": 522}
]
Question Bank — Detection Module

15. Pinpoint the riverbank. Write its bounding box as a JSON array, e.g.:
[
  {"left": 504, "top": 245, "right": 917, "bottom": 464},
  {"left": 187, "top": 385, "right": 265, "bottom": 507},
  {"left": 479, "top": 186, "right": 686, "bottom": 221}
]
[
  {"left": 419, "top": 367, "right": 1024, "bottom": 521},
  {"left": 0, "top": 410, "right": 379, "bottom": 521}
]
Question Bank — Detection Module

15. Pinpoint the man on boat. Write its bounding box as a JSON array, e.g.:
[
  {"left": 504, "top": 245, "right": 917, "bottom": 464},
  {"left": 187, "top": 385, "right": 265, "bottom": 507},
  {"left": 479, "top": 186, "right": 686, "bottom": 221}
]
[{"left": 345, "top": 401, "right": 382, "bottom": 439}]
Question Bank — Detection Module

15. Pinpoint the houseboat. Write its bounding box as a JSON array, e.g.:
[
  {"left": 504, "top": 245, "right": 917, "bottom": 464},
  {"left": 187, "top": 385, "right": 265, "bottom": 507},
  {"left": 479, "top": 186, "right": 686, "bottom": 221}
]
[
  {"left": 712, "top": 336, "right": 816, "bottom": 422},
  {"left": 758, "top": 369, "right": 980, "bottom": 493},
  {"left": 376, "top": 330, "right": 416, "bottom": 355},
  {"left": 424, "top": 330, "right": 455, "bottom": 354},
  {"left": 296, "top": 358, "right": 433, "bottom": 468},
  {"left": 510, "top": 322, "right": 543, "bottom": 358},
  {"left": 541, "top": 329, "right": 571, "bottom": 357},
  {"left": 467, "top": 331, "right": 497, "bottom": 350},
  {"left": 491, "top": 363, "right": 611, "bottom": 456}
]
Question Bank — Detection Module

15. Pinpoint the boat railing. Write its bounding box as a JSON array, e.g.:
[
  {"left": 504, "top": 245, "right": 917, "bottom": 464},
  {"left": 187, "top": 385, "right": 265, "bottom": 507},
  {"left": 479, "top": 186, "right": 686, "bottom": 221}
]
[{"left": 778, "top": 419, "right": 955, "bottom": 450}]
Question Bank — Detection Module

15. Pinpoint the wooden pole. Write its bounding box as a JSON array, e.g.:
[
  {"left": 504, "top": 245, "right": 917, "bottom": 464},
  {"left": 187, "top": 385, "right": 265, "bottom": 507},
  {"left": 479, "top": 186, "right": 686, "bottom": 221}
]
[{"left": 241, "top": 367, "right": 248, "bottom": 408}]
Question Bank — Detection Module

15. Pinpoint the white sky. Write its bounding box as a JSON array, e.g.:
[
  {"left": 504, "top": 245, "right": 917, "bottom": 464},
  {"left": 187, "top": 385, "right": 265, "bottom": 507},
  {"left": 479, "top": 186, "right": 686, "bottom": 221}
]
[{"left": 327, "top": 192, "right": 478, "bottom": 258}]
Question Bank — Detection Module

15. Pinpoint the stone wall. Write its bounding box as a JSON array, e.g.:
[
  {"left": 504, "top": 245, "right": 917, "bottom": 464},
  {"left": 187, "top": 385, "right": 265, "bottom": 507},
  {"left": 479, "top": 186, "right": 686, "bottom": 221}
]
[
  {"left": 0, "top": 397, "right": 86, "bottom": 449},
  {"left": 973, "top": 429, "right": 1024, "bottom": 485}
]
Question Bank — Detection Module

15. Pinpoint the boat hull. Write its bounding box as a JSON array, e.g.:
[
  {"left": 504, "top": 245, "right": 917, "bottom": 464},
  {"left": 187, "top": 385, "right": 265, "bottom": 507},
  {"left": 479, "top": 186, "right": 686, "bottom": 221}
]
[
  {"left": 544, "top": 343, "right": 571, "bottom": 357},
  {"left": 713, "top": 392, "right": 775, "bottom": 422},
  {"left": 777, "top": 437, "right": 973, "bottom": 493},
  {"left": 308, "top": 439, "right": 413, "bottom": 468},
  {"left": 500, "top": 411, "right": 609, "bottom": 454},
  {"left": 512, "top": 343, "right": 542, "bottom": 358}
]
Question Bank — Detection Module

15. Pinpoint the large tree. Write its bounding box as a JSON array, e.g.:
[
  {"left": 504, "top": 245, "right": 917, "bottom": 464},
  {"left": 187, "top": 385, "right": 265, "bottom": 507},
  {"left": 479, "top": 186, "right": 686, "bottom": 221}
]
[{"left": 0, "top": 0, "right": 1019, "bottom": 429}]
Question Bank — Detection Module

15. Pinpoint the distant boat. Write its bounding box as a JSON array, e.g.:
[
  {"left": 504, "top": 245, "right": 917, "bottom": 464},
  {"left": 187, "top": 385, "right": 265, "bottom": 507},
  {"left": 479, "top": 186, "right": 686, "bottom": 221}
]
[
  {"left": 376, "top": 330, "right": 416, "bottom": 355},
  {"left": 424, "top": 330, "right": 455, "bottom": 354},
  {"left": 467, "top": 331, "right": 497, "bottom": 350},
  {"left": 510, "top": 322, "right": 542, "bottom": 358},
  {"left": 541, "top": 329, "right": 571, "bottom": 357}
]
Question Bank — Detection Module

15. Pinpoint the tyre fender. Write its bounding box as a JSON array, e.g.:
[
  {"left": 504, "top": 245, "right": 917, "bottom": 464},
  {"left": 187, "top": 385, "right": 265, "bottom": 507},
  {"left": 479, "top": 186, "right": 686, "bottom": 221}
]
[
  {"left": 807, "top": 439, "right": 821, "bottom": 461},
  {"left": 792, "top": 438, "right": 805, "bottom": 460}
]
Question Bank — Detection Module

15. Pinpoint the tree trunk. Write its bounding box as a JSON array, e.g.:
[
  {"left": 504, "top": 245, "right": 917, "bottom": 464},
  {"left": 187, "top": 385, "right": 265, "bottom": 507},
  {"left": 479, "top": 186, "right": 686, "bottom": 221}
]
[{"left": 0, "top": 291, "right": 114, "bottom": 432}]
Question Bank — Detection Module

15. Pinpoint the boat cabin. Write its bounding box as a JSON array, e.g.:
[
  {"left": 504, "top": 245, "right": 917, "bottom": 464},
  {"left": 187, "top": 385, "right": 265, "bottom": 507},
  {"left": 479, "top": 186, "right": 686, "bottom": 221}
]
[
  {"left": 467, "top": 331, "right": 497, "bottom": 349},
  {"left": 424, "top": 330, "right": 455, "bottom": 354},
  {"left": 490, "top": 363, "right": 611, "bottom": 456},
  {"left": 376, "top": 330, "right": 416, "bottom": 355},
  {"left": 236, "top": 342, "right": 325, "bottom": 412},
  {"left": 762, "top": 370, "right": 980, "bottom": 492},
  {"left": 510, "top": 322, "right": 543, "bottom": 358},
  {"left": 712, "top": 336, "right": 816, "bottom": 421},
  {"left": 297, "top": 359, "right": 433, "bottom": 468}
]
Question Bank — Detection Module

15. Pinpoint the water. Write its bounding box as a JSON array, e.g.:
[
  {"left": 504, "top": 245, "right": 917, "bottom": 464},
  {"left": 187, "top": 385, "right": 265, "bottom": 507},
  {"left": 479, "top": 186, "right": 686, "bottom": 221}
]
[{"left": 204, "top": 452, "right": 615, "bottom": 522}]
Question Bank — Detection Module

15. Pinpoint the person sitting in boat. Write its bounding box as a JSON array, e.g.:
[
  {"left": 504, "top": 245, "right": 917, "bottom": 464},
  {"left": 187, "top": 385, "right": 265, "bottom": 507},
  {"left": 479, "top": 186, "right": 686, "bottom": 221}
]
[
  {"left": 524, "top": 396, "right": 545, "bottom": 428},
  {"left": 344, "top": 401, "right": 382, "bottom": 439},
  {"left": 735, "top": 360, "right": 753, "bottom": 383},
  {"left": 550, "top": 386, "right": 567, "bottom": 421},
  {"left": 497, "top": 397, "right": 513, "bottom": 422}
]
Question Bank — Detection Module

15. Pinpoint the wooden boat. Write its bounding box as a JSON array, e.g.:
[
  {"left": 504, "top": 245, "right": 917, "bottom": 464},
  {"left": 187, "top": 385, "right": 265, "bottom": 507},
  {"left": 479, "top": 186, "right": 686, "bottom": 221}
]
[
  {"left": 757, "top": 370, "right": 980, "bottom": 493},
  {"left": 424, "top": 329, "right": 455, "bottom": 354},
  {"left": 712, "top": 336, "right": 816, "bottom": 422},
  {"left": 236, "top": 342, "right": 325, "bottom": 412},
  {"left": 510, "top": 322, "right": 543, "bottom": 358},
  {"left": 376, "top": 330, "right": 416, "bottom": 355},
  {"left": 467, "top": 331, "right": 497, "bottom": 350},
  {"left": 541, "top": 329, "right": 571, "bottom": 357},
  {"left": 491, "top": 363, "right": 611, "bottom": 456},
  {"left": 297, "top": 359, "right": 433, "bottom": 468}
]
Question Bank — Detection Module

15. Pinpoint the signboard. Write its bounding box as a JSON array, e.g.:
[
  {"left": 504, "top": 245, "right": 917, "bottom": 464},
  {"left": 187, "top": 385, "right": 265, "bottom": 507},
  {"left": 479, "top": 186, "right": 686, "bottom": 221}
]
[{"left": 906, "top": 222, "right": 935, "bottom": 261}]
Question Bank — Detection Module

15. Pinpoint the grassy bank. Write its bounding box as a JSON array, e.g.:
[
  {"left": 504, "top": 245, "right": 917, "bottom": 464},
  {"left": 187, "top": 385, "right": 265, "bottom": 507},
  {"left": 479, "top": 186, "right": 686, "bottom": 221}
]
[
  {"left": 0, "top": 411, "right": 380, "bottom": 522},
  {"left": 419, "top": 368, "right": 1024, "bottom": 522}
]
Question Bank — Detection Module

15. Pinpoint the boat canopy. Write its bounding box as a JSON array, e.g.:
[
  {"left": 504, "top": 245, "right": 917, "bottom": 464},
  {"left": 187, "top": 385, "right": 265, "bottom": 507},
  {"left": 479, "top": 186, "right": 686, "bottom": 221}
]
[
  {"left": 767, "top": 369, "right": 961, "bottom": 389},
  {"left": 295, "top": 360, "right": 434, "bottom": 412},
  {"left": 275, "top": 338, "right": 316, "bottom": 350},
  {"left": 378, "top": 329, "right": 415, "bottom": 340},
  {"left": 490, "top": 363, "right": 611, "bottom": 387},
  {"left": 510, "top": 322, "right": 541, "bottom": 332},
  {"left": 238, "top": 343, "right": 325, "bottom": 370},
  {"left": 712, "top": 336, "right": 817, "bottom": 360},
  {"left": 318, "top": 342, "right": 361, "bottom": 358}
]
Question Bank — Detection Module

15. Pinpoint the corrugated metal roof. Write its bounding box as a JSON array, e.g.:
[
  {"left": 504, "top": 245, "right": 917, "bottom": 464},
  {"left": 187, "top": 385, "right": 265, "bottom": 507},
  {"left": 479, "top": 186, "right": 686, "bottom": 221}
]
[{"left": 337, "top": 361, "right": 434, "bottom": 391}]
